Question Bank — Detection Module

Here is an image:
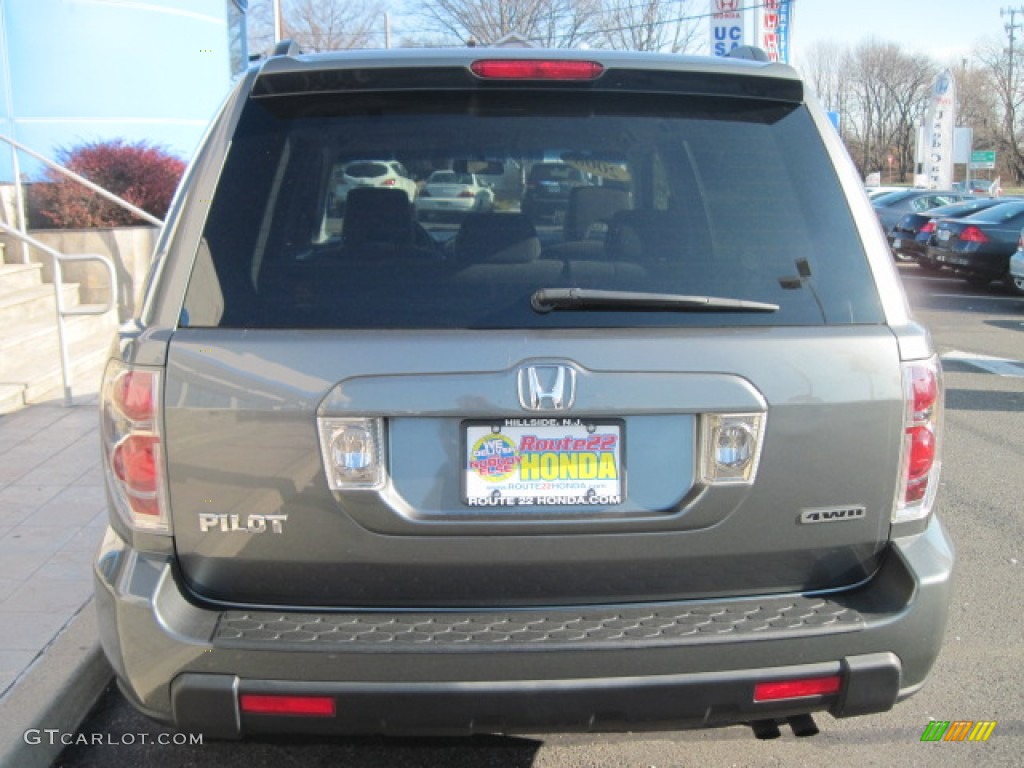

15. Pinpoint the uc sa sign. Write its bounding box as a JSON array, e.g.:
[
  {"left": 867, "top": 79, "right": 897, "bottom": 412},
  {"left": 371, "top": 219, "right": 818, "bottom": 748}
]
[{"left": 712, "top": 25, "right": 743, "bottom": 56}]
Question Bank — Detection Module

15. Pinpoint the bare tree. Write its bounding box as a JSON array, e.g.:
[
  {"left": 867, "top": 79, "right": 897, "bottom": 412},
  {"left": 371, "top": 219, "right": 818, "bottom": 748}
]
[
  {"left": 841, "top": 40, "right": 936, "bottom": 181},
  {"left": 286, "top": 0, "right": 382, "bottom": 52},
  {"left": 413, "top": 0, "right": 599, "bottom": 48},
  {"left": 977, "top": 38, "right": 1024, "bottom": 183},
  {"left": 246, "top": 0, "right": 383, "bottom": 55},
  {"left": 246, "top": 0, "right": 276, "bottom": 55},
  {"left": 593, "top": 0, "right": 701, "bottom": 54},
  {"left": 798, "top": 41, "right": 847, "bottom": 113}
]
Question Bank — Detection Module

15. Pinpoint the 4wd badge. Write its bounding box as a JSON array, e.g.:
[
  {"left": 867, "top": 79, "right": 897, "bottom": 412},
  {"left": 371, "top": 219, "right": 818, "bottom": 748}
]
[{"left": 799, "top": 507, "right": 866, "bottom": 524}]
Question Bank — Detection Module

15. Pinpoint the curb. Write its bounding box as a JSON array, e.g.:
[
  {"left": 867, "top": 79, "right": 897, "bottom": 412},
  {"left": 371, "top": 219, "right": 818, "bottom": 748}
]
[{"left": 0, "top": 601, "right": 113, "bottom": 768}]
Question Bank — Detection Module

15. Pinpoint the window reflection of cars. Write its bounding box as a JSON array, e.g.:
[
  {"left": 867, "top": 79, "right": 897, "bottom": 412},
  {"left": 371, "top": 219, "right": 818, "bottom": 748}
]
[
  {"left": 521, "top": 162, "right": 588, "bottom": 223},
  {"left": 333, "top": 160, "right": 418, "bottom": 208},
  {"left": 415, "top": 171, "right": 494, "bottom": 220}
]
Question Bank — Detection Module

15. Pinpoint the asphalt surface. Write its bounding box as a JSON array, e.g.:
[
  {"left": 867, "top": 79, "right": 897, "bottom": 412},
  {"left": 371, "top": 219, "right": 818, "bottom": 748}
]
[{"left": 52, "top": 267, "right": 1024, "bottom": 768}]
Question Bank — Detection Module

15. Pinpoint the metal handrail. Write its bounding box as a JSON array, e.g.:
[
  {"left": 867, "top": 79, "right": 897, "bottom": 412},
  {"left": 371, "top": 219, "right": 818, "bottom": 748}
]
[
  {"left": 0, "top": 133, "right": 164, "bottom": 231},
  {"left": 0, "top": 221, "right": 116, "bottom": 406}
]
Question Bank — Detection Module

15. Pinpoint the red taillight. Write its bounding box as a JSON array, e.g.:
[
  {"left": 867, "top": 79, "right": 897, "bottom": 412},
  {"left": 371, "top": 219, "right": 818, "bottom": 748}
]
[
  {"left": 896, "top": 361, "right": 943, "bottom": 520},
  {"left": 240, "top": 694, "right": 336, "bottom": 717},
  {"left": 909, "top": 364, "right": 938, "bottom": 420},
  {"left": 471, "top": 59, "right": 604, "bottom": 80},
  {"left": 381, "top": 178, "right": 397, "bottom": 186},
  {"left": 959, "top": 225, "right": 989, "bottom": 243},
  {"left": 458, "top": 190, "right": 475, "bottom": 198},
  {"left": 101, "top": 363, "right": 168, "bottom": 532},
  {"left": 753, "top": 676, "right": 842, "bottom": 702},
  {"left": 920, "top": 220, "right": 936, "bottom": 234},
  {"left": 113, "top": 370, "right": 154, "bottom": 423},
  {"left": 113, "top": 435, "right": 158, "bottom": 495}
]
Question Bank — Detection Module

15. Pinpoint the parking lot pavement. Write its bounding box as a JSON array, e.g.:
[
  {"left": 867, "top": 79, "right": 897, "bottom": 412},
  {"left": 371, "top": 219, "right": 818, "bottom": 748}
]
[{"left": 0, "top": 394, "right": 113, "bottom": 768}]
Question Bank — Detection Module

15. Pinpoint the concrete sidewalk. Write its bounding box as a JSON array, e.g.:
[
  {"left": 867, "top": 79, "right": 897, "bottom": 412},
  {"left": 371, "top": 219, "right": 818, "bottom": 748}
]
[{"left": 0, "top": 390, "right": 113, "bottom": 768}]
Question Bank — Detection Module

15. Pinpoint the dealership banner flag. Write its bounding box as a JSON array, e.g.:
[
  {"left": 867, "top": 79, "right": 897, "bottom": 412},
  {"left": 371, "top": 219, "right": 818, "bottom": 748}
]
[
  {"left": 710, "top": 0, "right": 745, "bottom": 57},
  {"left": 924, "top": 70, "right": 956, "bottom": 190},
  {"left": 762, "top": 0, "right": 792, "bottom": 63}
]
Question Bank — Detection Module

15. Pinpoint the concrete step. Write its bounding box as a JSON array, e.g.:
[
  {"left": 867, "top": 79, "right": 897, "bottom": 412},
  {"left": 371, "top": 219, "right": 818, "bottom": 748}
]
[
  {"left": 0, "top": 382, "right": 24, "bottom": 414},
  {"left": 0, "top": 262, "right": 45, "bottom": 291},
  {"left": 0, "top": 344, "right": 110, "bottom": 413},
  {"left": 0, "top": 310, "right": 116, "bottom": 381},
  {"left": 0, "top": 281, "right": 81, "bottom": 326}
]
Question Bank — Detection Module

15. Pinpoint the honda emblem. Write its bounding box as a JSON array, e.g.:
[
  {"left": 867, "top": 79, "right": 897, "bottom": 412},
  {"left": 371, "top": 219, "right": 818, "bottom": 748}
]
[{"left": 518, "top": 365, "right": 576, "bottom": 411}]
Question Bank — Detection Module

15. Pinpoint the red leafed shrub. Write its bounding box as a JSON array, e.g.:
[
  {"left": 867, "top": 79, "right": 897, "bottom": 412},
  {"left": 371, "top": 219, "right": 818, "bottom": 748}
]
[{"left": 29, "top": 139, "right": 185, "bottom": 228}]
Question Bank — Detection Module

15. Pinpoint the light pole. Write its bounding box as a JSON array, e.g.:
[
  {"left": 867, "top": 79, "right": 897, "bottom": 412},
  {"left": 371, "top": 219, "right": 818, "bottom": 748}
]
[{"left": 1000, "top": 6, "right": 1024, "bottom": 183}]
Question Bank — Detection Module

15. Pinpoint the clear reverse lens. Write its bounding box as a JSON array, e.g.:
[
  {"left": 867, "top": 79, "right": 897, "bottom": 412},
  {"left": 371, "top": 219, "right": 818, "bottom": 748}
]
[
  {"left": 318, "top": 417, "right": 385, "bottom": 490},
  {"left": 700, "top": 413, "right": 765, "bottom": 486}
]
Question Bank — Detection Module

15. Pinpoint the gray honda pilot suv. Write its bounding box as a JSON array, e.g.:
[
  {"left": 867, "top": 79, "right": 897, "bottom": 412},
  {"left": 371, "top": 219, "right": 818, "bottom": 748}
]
[{"left": 94, "top": 45, "right": 953, "bottom": 740}]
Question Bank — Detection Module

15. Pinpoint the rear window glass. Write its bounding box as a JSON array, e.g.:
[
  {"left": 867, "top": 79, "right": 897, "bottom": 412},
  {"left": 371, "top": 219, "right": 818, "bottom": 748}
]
[
  {"left": 530, "top": 164, "right": 584, "bottom": 182},
  {"left": 344, "top": 162, "right": 388, "bottom": 178},
  {"left": 429, "top": 172, "right": 472, "bottom": 184},
  {"left": 965, "top": 202, "right": 1024, "bottom": 223},
  {"left": 183, "top": 88, "right": 882, "bottom": 329}
]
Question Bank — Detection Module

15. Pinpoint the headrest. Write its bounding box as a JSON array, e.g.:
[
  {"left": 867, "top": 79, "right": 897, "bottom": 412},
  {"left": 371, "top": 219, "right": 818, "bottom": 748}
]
[
  {"left": 455, "top": 213, "right": 541, "bottom": 264},
  {"left": 342, "top": 187, "right": 414, "bottom": 247}
]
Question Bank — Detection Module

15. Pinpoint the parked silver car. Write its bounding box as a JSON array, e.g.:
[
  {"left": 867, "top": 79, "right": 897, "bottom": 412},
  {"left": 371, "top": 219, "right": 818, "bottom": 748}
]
[
  {"left": 94, "top": 45, "right": 953, "bottom": 741},
  {"left": 415, "top": 170, "right": 494, "bottom": 220}
]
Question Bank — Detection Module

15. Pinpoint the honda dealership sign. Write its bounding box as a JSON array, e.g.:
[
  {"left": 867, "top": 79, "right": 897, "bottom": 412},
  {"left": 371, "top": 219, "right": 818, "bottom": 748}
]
[
  {"left": 762, "top": 0, "right": 792, "bottom": 63},
  {"left": 710, "top": 0, "right": 744, "bottom": 57},
  {"left": 924, "top": 70, "right": 956, "bottom": 190}
]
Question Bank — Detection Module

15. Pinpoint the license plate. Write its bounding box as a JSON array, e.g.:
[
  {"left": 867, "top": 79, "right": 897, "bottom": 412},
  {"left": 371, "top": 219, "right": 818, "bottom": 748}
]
[
  {"left": 892, "top": 238, "right": 902, "bottom": 249},
  {"left": 463, "top": 419, "right": 624, "bottom": 507},
  {"left": 938, "top": 230, "right": 951, "bottom": 241}
]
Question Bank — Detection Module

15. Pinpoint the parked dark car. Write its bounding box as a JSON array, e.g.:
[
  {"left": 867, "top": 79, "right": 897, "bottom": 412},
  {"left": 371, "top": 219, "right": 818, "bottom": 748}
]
[
  {"left": 887, "top": 198, "right": 1014, "bottom": 266},
  {"left": 953, "top": 179, "right": 997, "bottom": 195},
  {"left": 1009, "top": 230, "right": 1024, "bottom": 295},
  {"left": 873, "top": 189, "right": 968, "bottom": 234},
  {"left": 926, "top": 200, "right": 1024, "bottom": 288},
  {"left": 520, "top": 162, "right": 588, "bottom": 223}
]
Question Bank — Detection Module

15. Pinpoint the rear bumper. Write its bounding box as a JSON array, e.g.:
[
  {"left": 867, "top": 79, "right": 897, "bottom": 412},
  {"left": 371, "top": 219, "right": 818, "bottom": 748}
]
[
  {"left": 94, "top": 516, "right": 954, "bottom": 738},
  {"left": 930, "top": 245, "right": 1009, "bottom": 276}
]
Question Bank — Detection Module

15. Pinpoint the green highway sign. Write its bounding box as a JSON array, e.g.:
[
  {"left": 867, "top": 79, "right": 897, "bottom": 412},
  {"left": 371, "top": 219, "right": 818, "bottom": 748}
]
[{"left": 970, "top": 150, "right": 996, "bottom": 169}]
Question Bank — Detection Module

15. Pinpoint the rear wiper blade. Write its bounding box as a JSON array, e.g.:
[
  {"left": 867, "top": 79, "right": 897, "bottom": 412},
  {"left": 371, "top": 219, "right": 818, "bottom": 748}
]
[{"left": 531, "top": 288, "right": 779, "bottom": 314}]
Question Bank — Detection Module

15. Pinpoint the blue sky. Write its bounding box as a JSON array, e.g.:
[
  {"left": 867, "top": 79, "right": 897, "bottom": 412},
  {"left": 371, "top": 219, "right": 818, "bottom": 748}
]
[{"left": 789, "top": 0, "right": 1006, "bottom": 65}]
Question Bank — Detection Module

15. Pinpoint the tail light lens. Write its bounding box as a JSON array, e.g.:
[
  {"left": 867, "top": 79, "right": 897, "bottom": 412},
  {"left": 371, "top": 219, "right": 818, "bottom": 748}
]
[
  {"left": 959, "top": 225, "right": 989, "bottom": 243},
  {"left": 381, "top": 178, "right": 397, "bottom": 187},
  {"left": 101, "top": 360, "right": 170, "bottom": 533},
  {"left": 920, "top": 220, "right": 936, "bottom": 234},
  {"left": 753, "top": 675, "right": 842, "bottom": 702},
  {"left": 894, "top": 359, "right": 943, "bottom": 523},
  {"left": 240, "top": 694, "right": 336, "bottom": 717},
  {"left": 458, "top": 190, "right": 475, "bottom": 198},
  {"left": 471, "top": 59, "right": 604, "bottom": 80}
]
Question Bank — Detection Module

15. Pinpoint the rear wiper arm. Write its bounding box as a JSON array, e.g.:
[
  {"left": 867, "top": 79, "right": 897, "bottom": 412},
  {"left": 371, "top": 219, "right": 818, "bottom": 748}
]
[{"left": 531, "top": 288, "right": 779, "bottom": 314}]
